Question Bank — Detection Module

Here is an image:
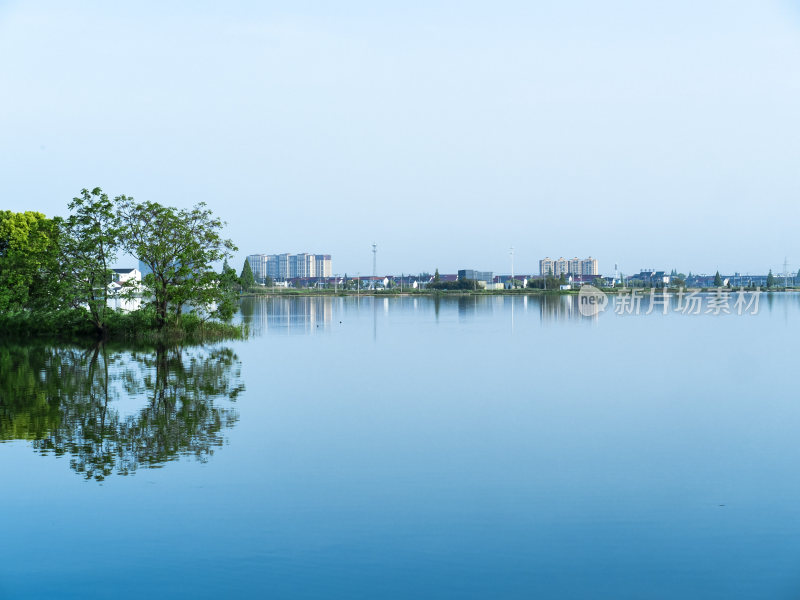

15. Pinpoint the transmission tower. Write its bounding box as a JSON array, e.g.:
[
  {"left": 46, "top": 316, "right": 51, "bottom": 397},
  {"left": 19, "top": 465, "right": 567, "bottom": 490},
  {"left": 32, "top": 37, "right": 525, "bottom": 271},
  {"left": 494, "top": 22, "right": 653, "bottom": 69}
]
[
  {"left": 785, "top": 256, "right": 789, "bottom": 288},
  {"left": 372, "top": 243, "right": 377, "bottom": 278}
]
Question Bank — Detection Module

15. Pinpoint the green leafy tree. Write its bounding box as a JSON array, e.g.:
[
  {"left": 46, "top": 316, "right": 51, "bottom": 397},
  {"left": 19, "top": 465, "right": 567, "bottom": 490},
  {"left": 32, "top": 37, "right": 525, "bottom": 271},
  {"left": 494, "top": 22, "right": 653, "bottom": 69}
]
[
  {"left": 117, "top": 197, "right": 237, "bottom": 328},
  {"left": 714, "top": 271, "right": 722, "bottom": 287},
  {"left": 60, "top": 188, "right": 122, "bottom": 336},
  {"left": 429, "top": 277, "right": 478, "bottom": 291},
  {"left": 239, "top": 258, "right": 255, "bottom": 290},
  {"left": 433, "top": 269, "right": 441, "bottom": 283},
  {"left": 0, "top": 211, "right": 62, "bottom": 311},
  {"left": 216, "top": 258, "right": 241, "bottom": 320},
  {"left": 527, "top": 276, "right": 560, "bottom": 290},
  {"left": 767, "top": 269, "right": 774, "bottom": 289}
]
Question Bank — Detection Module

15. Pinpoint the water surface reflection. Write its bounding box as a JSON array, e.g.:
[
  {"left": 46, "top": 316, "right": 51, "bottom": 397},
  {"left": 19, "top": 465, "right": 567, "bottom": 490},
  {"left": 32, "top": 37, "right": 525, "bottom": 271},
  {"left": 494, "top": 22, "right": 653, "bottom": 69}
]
[
  {"left": 240, "top": 294, "right": 593, "bottom": 335},
  {"left": 0, "top": 344, "right": 243, "bottom": 481}
]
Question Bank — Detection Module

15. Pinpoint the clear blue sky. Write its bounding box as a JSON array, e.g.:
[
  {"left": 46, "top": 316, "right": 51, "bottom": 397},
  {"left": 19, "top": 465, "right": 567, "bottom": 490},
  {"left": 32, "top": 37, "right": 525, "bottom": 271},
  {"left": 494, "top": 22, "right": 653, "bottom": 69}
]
[{"left": 2, "top": 0, "right": 799, "bottom": 276}]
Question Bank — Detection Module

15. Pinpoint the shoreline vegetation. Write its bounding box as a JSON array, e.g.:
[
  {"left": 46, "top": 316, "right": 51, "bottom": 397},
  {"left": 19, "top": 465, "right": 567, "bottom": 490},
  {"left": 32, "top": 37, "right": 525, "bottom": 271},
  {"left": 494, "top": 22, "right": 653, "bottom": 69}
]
[
  {"left": 1, "top": 188, "right": 242, "bottom": 343},
  {"left": 0, "top": 309, "right": 245, "bottom": 343}
]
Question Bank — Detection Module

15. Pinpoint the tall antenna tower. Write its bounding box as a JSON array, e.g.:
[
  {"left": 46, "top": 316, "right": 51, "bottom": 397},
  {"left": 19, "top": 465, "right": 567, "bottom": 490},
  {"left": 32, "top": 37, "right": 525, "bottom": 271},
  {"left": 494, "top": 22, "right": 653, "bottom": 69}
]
[
  {"left": 372, "top": 243, "right": 377, "bottom": 278},
  {"left": 785, "top": 256, "right": 789, "bottom": 288},
  {"left": 510, "top": 246, "right": 514, "bottom": 281}
]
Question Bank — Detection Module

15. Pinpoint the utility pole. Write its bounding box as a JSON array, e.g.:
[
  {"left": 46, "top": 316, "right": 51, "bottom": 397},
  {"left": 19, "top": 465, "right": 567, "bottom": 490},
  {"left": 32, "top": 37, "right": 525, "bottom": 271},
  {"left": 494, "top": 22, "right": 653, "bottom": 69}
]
[
  {"left": 510, "top": 246, "right": 514, "bottom": 286},
  {"left": 784, "top": 256, "right": 789, "bottom": 288}
]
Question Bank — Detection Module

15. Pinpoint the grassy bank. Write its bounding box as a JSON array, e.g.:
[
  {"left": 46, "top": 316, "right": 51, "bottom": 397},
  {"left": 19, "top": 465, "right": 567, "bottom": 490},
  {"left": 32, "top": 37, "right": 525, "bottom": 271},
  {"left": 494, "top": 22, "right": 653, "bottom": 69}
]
[{"left": 0, "top": 309, "right": 246, "bottom": 343}]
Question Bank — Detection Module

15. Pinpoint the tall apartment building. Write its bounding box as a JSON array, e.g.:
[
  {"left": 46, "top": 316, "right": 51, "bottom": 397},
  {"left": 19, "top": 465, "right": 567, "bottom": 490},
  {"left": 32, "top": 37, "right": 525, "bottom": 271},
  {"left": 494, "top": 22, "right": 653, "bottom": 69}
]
[
  {"left": 555, "top": 257, "right": 569, "bottom": 277},
  {"left": 277, "top": 254, "right": 290, "bottom": 279},
  {"left": 539, "top": 257, "right": 569, "bottom": 277},
  {"left": 246, "top": 254, "right": 268, "bottom": 281},
  {"left": 540, "top": 256, "right": 598, "bottom": 277},
  {"left": 314, "top": 254, "right": 332, "bottom": 278},
  {"left": 580, "top": 257, "right": 598, "bottom": 276},
  {"left": 539, "top": 257, "right": 555, "bottom": 277},
  {"left": 288, "top": 253, "right": 309, "bottom": 278},
  {"left": 247, "top": 253, "right": 332, "bottom": 281}
]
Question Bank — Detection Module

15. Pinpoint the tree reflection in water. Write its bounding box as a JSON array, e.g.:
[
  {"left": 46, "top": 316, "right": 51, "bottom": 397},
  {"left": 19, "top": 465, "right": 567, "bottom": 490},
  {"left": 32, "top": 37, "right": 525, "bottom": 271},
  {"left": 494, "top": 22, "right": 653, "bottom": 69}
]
[{"left": 0, "top": 344, "right": 244, "bottom": 481}]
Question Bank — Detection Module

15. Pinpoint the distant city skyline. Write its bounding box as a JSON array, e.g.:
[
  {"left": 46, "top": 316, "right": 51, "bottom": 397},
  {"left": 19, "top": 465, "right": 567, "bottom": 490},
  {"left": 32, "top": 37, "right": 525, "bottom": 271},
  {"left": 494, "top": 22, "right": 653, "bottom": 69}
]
[
  {"left": 3, "top": 1, "right": 800, "bottom": 275},
  {"left": 121, "top": 245, "right": 800, "bottom": 279},
  {"left": 247, "top": 253, "right": 332, "bottom": 281},
  {"left": 539, "top": 257, "right": 598, "bottom": 278}
]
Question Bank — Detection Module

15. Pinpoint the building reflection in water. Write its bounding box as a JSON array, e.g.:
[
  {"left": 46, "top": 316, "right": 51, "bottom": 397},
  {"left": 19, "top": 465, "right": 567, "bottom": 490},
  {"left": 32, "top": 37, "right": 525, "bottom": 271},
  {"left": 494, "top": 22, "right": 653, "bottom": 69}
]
[
  {"left": 242, "top": 291, "right": 775, "bottom": 330},
  {"left": 538, "top": 294, "right": 585, "bottom": 322},
  {"left": 456, "top": 295, "right": 497, "bottom": 321},
  {"left": 448, "top": 294, "right": 591, "bottom": 325},
  {"left": 239, "top": 293, "right": 608, "bottom": 337},
  {"left": 0, "top": 343, "right": 244, "bottom": 481},
  {"left": 240, "top": 296, "right": 334, "bottom": 335}
]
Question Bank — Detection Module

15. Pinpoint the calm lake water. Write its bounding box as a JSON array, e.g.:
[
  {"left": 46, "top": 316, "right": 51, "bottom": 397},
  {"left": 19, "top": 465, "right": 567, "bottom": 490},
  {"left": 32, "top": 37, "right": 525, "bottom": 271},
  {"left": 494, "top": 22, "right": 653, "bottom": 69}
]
[{"left": 2, "top": 292, "right": 800, "bottom": 599}]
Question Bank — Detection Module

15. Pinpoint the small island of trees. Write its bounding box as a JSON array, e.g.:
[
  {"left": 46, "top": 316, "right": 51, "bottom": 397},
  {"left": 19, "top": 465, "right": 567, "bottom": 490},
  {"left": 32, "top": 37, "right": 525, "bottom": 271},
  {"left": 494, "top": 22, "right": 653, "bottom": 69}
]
[{"left": 0, "top": 188, "right": 242, "bottom": 341}]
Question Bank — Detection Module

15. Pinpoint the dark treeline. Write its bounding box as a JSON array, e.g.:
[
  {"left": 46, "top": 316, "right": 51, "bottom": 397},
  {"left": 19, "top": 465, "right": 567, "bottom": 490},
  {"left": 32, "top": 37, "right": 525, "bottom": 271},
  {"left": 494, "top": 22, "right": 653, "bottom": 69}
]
[
  {"left": 428, "top": 278, "right": 480, "bottom": 291},
  {"left": 527, "top": 275, "right": 567, "bottom": 290},
  {"left": 0, "top": 188, "right": 241, "bottom": 340}
]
